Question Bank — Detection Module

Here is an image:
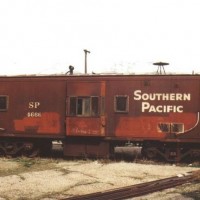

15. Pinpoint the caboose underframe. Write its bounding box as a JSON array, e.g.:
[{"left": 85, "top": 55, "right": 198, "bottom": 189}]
[{"left": 63, "top": 136, "right": 200, "bottom": 162}]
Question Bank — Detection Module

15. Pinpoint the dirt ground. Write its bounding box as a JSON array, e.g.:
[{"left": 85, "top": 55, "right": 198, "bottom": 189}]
[{"left": 0, "top": 157, "right": 199, "bottom": 200}]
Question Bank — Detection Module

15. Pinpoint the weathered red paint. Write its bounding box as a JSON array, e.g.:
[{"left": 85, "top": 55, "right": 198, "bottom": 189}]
[
  {"left": 0, "top": 74, "right": 199, "bottom": 155},
  {"left": 14, "top": 112, "right": 61, "bottom": 134},
  {"left": 66, "top": 116, "right": 105, "bottom": 136},
  {"left": 66, "top": 80, "right": 106, "bottom": 137},
  {"left": 114, "top": 113, "right": 197, "bottom": 137}
]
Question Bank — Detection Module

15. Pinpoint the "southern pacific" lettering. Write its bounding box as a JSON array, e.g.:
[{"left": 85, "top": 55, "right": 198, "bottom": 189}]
[{"left": 133, "top": 90, "right": 191, "bottom": 113}]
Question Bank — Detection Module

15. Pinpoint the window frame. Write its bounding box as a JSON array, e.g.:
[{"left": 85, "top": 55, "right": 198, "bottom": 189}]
[
  {"left": 158, "top": 123, "right": 171, "bottom": 133},
  {"left": 69, "top": 96, "right": 100, "bottom": 117},
  {"left": 0, "top": 95, "right": 9, "bottom": 111},
  {"left": 171, "top": 123, "right": 184, "bottom": 134},
  {"left": 114, "top": 95, "right": 129, "bottom": 113},
  {"left": 158, "top": 122, "right": 184, "bottom": 134}
]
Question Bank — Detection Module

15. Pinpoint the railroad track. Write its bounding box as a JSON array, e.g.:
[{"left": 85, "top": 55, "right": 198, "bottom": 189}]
[{"left": 63, "top": 170, "right": 200, "bottom": 200}]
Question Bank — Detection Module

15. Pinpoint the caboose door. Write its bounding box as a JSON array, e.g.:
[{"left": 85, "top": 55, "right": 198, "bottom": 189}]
[{"left": 66, "top": 81, "right": 106, "bottom": 136}]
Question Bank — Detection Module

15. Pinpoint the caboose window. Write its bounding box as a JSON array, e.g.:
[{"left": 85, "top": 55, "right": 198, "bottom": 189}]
[
  {"left": 114, "top": 95, "right": 129, "bottom": 113},
  {"left": 69, "top": 97, "right": 76, "bottom": 115},
  {"left": 158, "top": 123, "right": 184, "bottom": 133},
  {"left": 91, "top": 97, "right": 99, "bottom": 116},
  {"left": 158, "top": 123, "right": 170, "bottom": 133},
  {"left": 69, "top": 96, "right": 99, "bottom": 116},
  {"left": 0, "top": 96, "right": 8, "bottom": 111},
  {"left": 171, "top": 123, "right": 184, "bottom": 133},
  {"left": 77, "top": 97, "right": 90, "bottom": 116}
]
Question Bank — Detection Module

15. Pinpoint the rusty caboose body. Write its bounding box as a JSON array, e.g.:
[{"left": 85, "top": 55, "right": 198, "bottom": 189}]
[{"left": 0, "top": 74, "right": 199, "bottom": 161}]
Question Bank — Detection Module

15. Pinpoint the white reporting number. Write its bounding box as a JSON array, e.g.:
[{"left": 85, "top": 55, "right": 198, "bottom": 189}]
[{"left": 27, "top": 102, "right": 42, "bottom": 117}]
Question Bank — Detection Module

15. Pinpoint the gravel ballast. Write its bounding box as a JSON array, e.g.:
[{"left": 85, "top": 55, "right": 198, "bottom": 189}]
[{"left": 0, "top": 158, "right": 199, "bottom": 200}]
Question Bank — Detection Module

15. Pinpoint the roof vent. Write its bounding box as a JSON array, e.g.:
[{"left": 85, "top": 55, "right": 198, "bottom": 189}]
[{"left": 153, "top": 62, "right": 169, "bottom": 74}]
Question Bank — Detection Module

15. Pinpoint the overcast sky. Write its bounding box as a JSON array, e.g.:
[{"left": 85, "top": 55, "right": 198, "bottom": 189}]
[{"left": 0, "top": 0, "right": 200, "bottom": 75}]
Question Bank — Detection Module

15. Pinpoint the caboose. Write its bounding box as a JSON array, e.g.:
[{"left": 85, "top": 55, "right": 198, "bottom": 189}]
[{"left": 0, "top": 73, "right": 199, "bottom": 161}]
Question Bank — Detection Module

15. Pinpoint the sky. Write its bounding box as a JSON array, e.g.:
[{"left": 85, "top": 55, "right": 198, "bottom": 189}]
[{"left": 0, "top": 0, "right": 200, "bottom": 75}]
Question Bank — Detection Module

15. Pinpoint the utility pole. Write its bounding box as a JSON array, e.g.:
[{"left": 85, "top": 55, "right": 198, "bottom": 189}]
[{"left": 84, "top": 49, "right": 90, "bottom": 74}]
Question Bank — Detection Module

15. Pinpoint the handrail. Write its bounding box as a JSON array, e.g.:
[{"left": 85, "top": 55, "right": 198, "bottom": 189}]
[{"left": 184, "top": 112, "right": 199, "bottom": 133}]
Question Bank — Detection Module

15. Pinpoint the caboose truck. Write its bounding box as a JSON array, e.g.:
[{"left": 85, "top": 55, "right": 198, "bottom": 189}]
[{"left": 0, "top": 73, "right": 199, "bottom": 161}]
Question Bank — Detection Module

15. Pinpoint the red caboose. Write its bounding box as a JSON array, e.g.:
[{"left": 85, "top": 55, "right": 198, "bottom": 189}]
[{"left": 0, "top": 74, "right": 199, "bottom": 161}]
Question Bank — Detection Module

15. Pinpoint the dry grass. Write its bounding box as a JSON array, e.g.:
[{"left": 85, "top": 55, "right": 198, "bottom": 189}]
[
  {"left": 0, "top": 157, "right": 56, "bottom": 177},
  {"left": 0, "top": 158, "right": 199, "bottom": 200}
]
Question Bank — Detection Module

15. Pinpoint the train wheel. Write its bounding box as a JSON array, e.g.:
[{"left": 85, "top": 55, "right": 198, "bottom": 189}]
[
  {"left": 22, "top": 148, "right": 40, "bottom": 158},
  {"left": 3, "top": 142, "right": 19, "bottom": 156},
  {"left": 22, "top": 143, "right": 40, "bottom": 158}
]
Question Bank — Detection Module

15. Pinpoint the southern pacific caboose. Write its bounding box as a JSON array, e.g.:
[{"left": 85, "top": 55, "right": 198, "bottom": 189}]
[{"left": 0, "top": 73, "right": 199, "bottom": 161}]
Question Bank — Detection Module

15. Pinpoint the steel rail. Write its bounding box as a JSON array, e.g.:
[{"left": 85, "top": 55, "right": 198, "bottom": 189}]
[{"left": 63, "top": 170, "right": 200, "bottom": 200}]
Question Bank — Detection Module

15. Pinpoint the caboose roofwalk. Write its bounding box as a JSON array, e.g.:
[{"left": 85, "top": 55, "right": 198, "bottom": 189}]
[
  {"left": 0, "top": 71, "right": 199, "bottom": 78},
  {"left": 0, "top": 73, "right": 199, "bottom": 83}
]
